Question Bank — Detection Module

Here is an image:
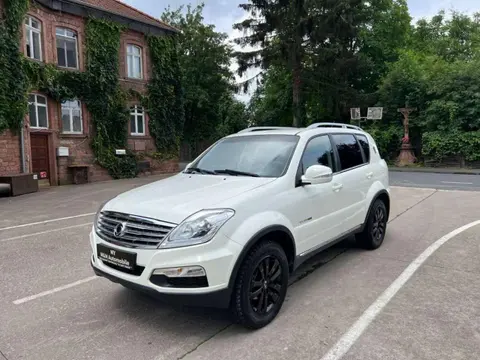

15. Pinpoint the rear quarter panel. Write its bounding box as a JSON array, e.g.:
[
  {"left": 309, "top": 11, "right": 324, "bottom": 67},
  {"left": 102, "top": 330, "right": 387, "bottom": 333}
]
[{"left": 364, "top": 132, "right": 390, "bottom": 215}]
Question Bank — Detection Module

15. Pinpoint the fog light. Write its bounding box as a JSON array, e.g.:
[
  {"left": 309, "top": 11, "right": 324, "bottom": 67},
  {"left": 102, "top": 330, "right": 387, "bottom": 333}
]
[{"left": 153, "top": 266, "right": 206, "bottom": 278}]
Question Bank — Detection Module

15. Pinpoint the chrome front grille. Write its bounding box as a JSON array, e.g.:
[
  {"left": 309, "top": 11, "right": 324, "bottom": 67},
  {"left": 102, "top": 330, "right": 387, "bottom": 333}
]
[{"left": 96, "top": 211, "right": 176, "bottom": 249}]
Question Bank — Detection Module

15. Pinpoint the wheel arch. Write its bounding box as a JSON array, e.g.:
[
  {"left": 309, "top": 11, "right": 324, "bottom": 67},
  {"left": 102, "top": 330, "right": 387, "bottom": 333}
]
[
  {"left": 360, "top": 189, "right": 390, "bottom": 232},
  {"left": 228, "top": 225, "right": 296, "bottom": 289}
]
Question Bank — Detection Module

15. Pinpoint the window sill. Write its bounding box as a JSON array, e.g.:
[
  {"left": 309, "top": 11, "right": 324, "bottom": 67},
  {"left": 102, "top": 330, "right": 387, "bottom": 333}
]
[
  {"left": 121, "top": 77, "right": 148, "bottom": 84},
  {"left": 29, "top": 128, "right": 51, "bottom": 133},
  {"left": 60, "top": 133, "right": 87, "bottom": 139},
  {"left": 128, "top": 135, "right": 150, "bottom": 140},
  {"left": 25, "top": 57, "right": 44, "bottom": 64},
  {"left": 57, "top": 66, "right": 82, "bottom": 72}
]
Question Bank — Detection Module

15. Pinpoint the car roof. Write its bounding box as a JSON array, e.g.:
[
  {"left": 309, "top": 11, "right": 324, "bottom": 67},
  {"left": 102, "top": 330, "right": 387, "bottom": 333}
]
[{"left": 228, "top": 124, "right": 366, "bottom": 139}]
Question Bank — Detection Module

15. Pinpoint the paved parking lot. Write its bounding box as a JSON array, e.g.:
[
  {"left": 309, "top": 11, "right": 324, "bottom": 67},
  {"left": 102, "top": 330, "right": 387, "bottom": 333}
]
[{"left": 0, "top": 175, "right": 479, "bottom": 360}]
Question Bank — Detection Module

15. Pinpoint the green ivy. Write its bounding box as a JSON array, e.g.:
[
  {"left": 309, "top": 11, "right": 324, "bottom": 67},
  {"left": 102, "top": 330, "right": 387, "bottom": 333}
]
[
  {"left": 0, "top": 0, "right": 185, "bottom": 179},
  {"left": 84, "top": 19, "right": 138, "bottom": 179},
  {"left": 146, "top": 35, "right": 185, "bottom": 155},
  {"left": 0, "top": 0, "right": 30, "bottom": 133}
]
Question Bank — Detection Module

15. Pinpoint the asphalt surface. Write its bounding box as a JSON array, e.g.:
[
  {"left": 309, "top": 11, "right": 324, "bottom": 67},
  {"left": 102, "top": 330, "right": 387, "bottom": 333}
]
[
  {"left": 390, "top": 171, "right": 480, "bottom": 191},
  {"left": 1, "top": 175, "right": 480, "bottom": 360}
]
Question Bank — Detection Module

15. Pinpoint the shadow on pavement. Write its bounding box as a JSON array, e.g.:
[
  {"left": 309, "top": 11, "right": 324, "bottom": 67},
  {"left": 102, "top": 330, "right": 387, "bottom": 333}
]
[{"left": 109, "top": 238, "right": 361, "bottom": 330}]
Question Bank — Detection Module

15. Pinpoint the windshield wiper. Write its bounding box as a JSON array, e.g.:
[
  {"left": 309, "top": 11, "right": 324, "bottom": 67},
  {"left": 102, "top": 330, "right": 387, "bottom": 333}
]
[
  {"left": 184, "top": 167, "right": 217, "bottom": 175},
  {"left": 214, "top": 169, "right": 260, "bottom": 177}
]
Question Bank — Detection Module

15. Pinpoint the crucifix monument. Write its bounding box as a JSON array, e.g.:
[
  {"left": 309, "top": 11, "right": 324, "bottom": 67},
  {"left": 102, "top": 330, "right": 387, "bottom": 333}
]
[{"left": 396, "top": 107, "right": 417, "bottom": 166}]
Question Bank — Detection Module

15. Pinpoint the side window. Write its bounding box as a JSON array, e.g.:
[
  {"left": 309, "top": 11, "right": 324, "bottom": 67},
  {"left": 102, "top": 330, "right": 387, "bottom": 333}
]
[
  {"left": 331, "top": 134, "right": 364, "bottom": 171},
  {"left": 25, "top": 16, "right": 42, "bottom": 61},
  {"left": 301, "top": 135, "right": 335, "bottom": 173},
  {"left": 126, "top": 44, "right": 143, "bottom": 79},
  {"left": 56, "top": 28, "right": 78, "bottom": 69},
  {"left": 356, "top": 134, "right": 370, "bottom": 162}
]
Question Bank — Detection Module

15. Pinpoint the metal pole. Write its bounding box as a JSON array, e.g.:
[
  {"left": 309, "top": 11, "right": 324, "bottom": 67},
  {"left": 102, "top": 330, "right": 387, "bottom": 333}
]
[{"left": 20, "top": 122, "right": 26, "bottom": 173}]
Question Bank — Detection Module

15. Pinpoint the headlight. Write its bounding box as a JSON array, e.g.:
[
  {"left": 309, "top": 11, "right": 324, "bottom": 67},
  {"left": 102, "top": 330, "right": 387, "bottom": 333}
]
[{"left": 159, "top": 209, "right": 235, "bottom": 249}]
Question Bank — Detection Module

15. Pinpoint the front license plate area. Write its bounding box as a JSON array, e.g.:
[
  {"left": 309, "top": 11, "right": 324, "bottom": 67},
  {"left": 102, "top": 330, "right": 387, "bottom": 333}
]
[{"left": 97, "top": 244, "right": 137, "bottom": 271}]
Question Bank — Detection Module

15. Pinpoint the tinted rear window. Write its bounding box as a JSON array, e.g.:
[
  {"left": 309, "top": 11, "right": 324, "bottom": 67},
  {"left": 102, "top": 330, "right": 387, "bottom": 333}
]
[
  {"left": 331, "top": 134, "right": 364, "bottom": 170},
  {"left": 356, "top": 134, "right": 370, "bottom": 162}
]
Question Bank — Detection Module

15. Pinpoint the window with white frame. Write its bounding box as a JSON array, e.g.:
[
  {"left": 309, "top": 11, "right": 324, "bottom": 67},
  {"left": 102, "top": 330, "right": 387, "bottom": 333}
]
[
  {"left": 126, "top": 44, "right": 143, "bottom": 79},
  {"left": 130, "top": 106, "right": 145, "bottom": 135},
  {"left": 56, "top": 28, "right": 78, "bottom": 69},
  {"left": 61, "top": 100, "right": 82, "bottom": 134},
  {"left": 28, "top": 94, "right": 48, "bottom": 128},
  {"left": 25, "top": 16, "right": 42, "bottom": 61}
]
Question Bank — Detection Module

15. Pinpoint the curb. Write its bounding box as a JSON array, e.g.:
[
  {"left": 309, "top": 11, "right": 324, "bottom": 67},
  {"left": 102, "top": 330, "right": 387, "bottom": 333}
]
[{"left": 389, "top": 167, "right": 480, "bottom": 175}]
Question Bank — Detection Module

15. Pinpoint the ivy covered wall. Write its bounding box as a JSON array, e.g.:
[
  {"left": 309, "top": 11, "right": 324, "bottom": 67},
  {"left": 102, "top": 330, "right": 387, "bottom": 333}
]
[{"left": 0, "top": 0, "right": 184, "bottom": 179}]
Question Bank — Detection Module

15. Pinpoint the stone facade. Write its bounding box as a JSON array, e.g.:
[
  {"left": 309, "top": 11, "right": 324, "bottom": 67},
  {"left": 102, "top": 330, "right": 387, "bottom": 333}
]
[{"left": 0, "top": 0, "right": 179, "bottom": 185}]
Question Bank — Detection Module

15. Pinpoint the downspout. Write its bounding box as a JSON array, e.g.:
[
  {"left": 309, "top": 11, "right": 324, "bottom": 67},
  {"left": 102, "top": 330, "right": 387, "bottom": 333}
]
[{"left": 20, "top": 122, "right": 26, "bottom": 173}]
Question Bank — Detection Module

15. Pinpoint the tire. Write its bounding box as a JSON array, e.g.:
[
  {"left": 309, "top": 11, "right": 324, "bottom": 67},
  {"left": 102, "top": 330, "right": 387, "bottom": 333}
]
[
  {"left": 231, "top": 240, "right": 289, "bottom": 329},
  {"left": 357, "top": 199, "right": 388, "bottom": 250}
]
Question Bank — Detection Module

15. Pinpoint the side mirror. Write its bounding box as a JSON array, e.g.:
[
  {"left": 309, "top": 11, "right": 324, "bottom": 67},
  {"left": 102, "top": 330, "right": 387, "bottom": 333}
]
[{"left": 301, "top": 165, "right": 333, "bottom": 185}]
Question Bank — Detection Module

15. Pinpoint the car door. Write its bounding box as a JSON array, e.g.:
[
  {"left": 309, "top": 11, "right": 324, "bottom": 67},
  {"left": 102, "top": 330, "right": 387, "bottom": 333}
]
[
  {"left": 289, "top": 135, "right": 346, "bottom": 255},
  {"left": 330, "top": 133, "right": 369, "bottom": 231},
  {"left": 355, "top": 133, "right": 375, "bottom": 187}
]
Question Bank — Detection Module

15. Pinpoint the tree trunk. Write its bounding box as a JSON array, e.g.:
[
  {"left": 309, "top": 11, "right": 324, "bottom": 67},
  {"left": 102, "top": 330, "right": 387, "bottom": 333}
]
[{"left": 292, "top": 65, "right": 303, "bottom": 128}]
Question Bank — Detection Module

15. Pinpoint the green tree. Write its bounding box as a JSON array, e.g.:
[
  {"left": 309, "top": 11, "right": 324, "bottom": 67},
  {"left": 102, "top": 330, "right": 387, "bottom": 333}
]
[
  {"left": 216, "top": 94, "right": 249, "bottom": 137},
  {"left": 242, "top": 0, "right": 411, "bottom": 125},
  {"left": 161, "top": 4, "right": 239, "bottom": 143},
  {"left": 234, "top": 0, "right": 316, "bottom": 127},
  {"left": 248, "top": 64, "right": 292, "bottom": 127},
  {"left": 376, "top": 10, "right": 480, "bottom": 161},
  {"left": 409, "top": 11, "right": 480, "bottom": 62}
]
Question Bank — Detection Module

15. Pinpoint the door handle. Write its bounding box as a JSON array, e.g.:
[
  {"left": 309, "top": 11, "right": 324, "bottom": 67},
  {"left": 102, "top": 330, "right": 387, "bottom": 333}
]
[
  {"left": 366, "top": 172, "right": 373, "bottom": 179},
  {"left": 332, "top": 183, "right": 343, "bottom": 192}
]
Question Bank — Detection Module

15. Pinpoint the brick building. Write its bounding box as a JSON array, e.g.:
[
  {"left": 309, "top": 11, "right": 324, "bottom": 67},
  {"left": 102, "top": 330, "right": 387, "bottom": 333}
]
[{"left": 0, "top": 0, "right": 179, "bottom": 186}]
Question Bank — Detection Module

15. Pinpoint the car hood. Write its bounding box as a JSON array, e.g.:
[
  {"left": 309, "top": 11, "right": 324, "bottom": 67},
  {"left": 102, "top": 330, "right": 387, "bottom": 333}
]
[{"left": 104, "top": 173, "right": 276, "bottom": 224}]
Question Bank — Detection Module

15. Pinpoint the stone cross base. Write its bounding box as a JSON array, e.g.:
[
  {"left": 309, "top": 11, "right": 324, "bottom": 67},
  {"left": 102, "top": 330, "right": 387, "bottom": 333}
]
[{"left": 396, "top": 143, "right": 416, "bottom": 166}]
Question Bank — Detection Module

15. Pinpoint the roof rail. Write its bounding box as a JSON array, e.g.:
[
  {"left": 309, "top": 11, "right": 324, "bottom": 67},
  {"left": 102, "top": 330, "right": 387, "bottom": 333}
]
[
  {"left": 237, "top": 126, "right": 298, "bottom": 133},
  {"left": 306, "top": 122, "right": 363, "bottom": 131}
]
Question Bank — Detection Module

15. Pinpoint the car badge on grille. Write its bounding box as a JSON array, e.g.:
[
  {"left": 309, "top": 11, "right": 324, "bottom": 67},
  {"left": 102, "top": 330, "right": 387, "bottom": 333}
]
[{"left": 113, "top": 222, "right": 127, "bottom": 237}]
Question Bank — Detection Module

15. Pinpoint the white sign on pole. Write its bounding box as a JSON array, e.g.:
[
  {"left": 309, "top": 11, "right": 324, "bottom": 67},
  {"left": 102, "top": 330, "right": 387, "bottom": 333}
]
[
  {"left": 367, "top": 107, "right": 383, "bottom": 120},
  {"left": 350, "top": 108, "right": 361, "bottom": 120}
]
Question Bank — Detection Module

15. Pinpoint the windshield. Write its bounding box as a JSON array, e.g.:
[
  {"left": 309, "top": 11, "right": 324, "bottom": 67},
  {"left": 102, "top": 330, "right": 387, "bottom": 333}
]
[{"left": 190, "top": 135, "right": 299, "bottom": 178}]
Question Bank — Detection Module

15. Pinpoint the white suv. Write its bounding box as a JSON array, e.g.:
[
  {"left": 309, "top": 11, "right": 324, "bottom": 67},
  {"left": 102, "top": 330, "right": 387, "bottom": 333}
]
[{"left": 90, "top": 123, "right": 390, "bottom": 329}]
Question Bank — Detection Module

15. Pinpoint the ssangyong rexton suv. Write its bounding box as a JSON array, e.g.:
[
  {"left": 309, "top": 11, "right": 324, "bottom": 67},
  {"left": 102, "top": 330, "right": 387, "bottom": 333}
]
[{"left": 90, "top": 123, "right": 390, "bottom": 329}]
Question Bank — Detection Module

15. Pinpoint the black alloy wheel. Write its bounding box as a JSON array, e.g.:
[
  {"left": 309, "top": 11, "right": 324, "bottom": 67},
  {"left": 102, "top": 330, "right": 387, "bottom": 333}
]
[
  {"left": 249, "top": 256, "right": 283, "bottom": 314},
  {"left": 357, "top": 199, "right": 388, "bottom": 250},
  {"left": 231, "top": 241, "right": 289, "bottom": 329},
  {"left": 371, "top": 205, "right": 386, "bottom": 244}
]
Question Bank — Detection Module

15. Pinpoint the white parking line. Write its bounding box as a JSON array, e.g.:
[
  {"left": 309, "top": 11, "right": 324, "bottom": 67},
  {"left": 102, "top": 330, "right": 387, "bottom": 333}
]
[
  {"left": 0, "top": 223, "right": 92, "bottom": 242},
  {"left": 320, "top": 219, "right": 480, "bottom": 360},
  {"left": 441, "top": 181, "right": 473, "bottom": 185},
  {"left": 0, "top": 213, "right": 95, "bottom": 232},
  {"left": 13, "top": 276, "right": 98, "bottom": 305}
]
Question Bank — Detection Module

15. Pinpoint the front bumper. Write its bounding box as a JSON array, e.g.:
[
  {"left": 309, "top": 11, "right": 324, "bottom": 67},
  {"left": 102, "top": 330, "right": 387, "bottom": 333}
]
[{"left": 90, "top": 229, "right": 242, "bottom": 308}]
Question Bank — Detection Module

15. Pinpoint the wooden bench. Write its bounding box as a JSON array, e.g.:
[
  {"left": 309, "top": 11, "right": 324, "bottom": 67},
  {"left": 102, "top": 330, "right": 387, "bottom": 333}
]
[
  {"left": 68, "top": 165, "right": 90, "bottom": 184},
  {"left": 0, "top": 173, "right": 39, "bottom": 196}
]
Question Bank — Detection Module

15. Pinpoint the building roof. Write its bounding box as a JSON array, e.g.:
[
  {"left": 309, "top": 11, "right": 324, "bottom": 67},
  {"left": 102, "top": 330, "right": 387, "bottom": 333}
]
[{"left": 77, "top": 0, "right": 178, "bottom": 32}]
